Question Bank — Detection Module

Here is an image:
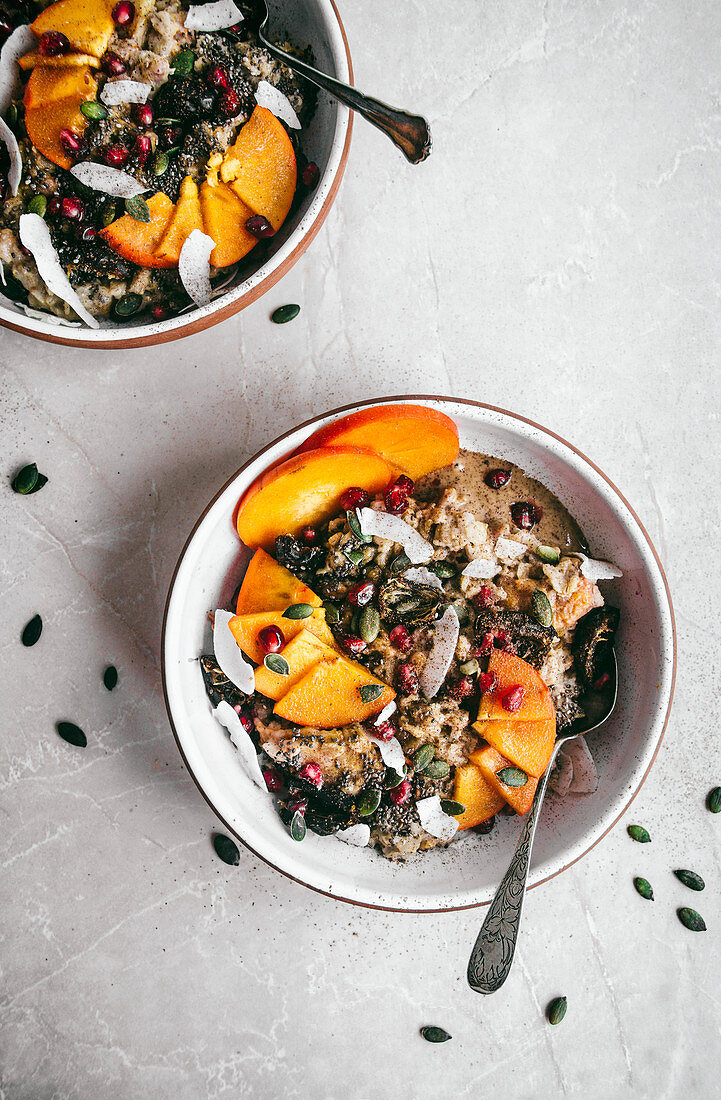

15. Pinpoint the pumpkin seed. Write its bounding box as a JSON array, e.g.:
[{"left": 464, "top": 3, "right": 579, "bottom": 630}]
[
  {"left": 440, "top": 799, "right": 465, "bottom": 816},
  {"left": 459, "top": 658, "right": 479, "bottom": 676},
  {"left": 677, "top": 907, "right": 706, "bottom": 932},
  {"left": 390, "top": 552, "right": 411, "bottom": 574},
  {"left": 6, "top": 102, "right": 17, "bottom": 128},
  {"left": 424, "top": 759, "right": 450, "bottom": 780},
  {"left": 271, "top": 303, "right": 300, "bottom": 324},
  {"left": 344, "top": 548, "right": 365, "bottom": 566},
  {"left": 420, "top": 1026, "right": 451, "bottom": 1043},
  {"left": 101, "top": 201, "right": 117, "bottom": 228},
  {"left": 357, "top": 789, "right": 381, "bottom": 816},
  {"left": 114, "top": 293, "right": 143, "bottom": 317},
  {"left": 429, "top": 561, "right": 456, "bottom": 579},
  {"left": 322, "top": 600, "right": 340, "bottom": 624},
  {"left": 413, "top": 743, "right": 434, "bottom": 772},
  {"left": 27, "top": 195, "right": 46, "bottom": 217},
  {"left": 531, "top": 589, "right": 553, "bottom": 629},
  {"left": 536, "top": 544, "right": 561, "bottom": 565},
  {"left": 452, "top": 599, "right": 470, "bottom": 625},
  {"left": 359, "top": 683, "right": 384, "bottom": 704},
  {"left": 26, "top": 473, "right": 47, "bottom": 494},
  {"left": 152, "top": 148, "right": 178, "bottom": 176},
  {"left": 290, "top": 809, "right": 306, "bottom": 841},
  {"left": 103, "top": 665, "right": 118, "bottom": 691},
  {"left": 385, "top": 766, "right": 407, "bottom": 788},
  {"left": 707, "top": 786, "right": 721, "bottom": 814},
  {"left": 627, "top": 824, "right": 651, "bottom": 843},
  {"left": 347, "top": 509, "right": 371, "bottom": 542},
  {"left": 634, "top": 877, "right": 654, "bottom": 901},
  {"left": 155, "top": 117, "right": 180, "bottom": 125},
  {"left": 174, "top": 48, "right": 195, "bottom": 75},
  {"left": 497, "top": 766, "right": 528, "bottom": 788},
  {"left": 21, "top": 614, "right": 42, "bottom": 647},
  {"left": 264, "top": 653, "right": 290, "bottom": 676},
  {"left": 56, "top": 721, "right": 87, "bottom": 747},
  {"left": 11, "top": 463, "right": 39, "bottom": 494},
  {"left": 80, "top": 100, "right": 108, "bottom": 120},
  {"left": 125, "top": 195, "right": 150, "bottom": 222},
  {"left": 349, "top": 608, "right": 360, "bottom": 634},
  {"left": 213, "top": 833, "right": 239, "bottom": 865},
  {"left": 546, "top": 996, "right": 567, "bottom": 1025},
  {"left": 283, "top": 603, "right": 314, "bottom": 619},
  {"left": 674, "top": 869, "right": 705, "bottom": 892},
  {"left": 358, "top": 606, "right": 380, "bottom": 643}
]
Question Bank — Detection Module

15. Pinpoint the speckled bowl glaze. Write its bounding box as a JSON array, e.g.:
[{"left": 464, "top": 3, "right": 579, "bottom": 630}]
[
  {"left": 162, "top": 396, "right": 676, "bottom": 912},
  {"left": 0, "top": 0, "right": 352, "bottom": 349}
]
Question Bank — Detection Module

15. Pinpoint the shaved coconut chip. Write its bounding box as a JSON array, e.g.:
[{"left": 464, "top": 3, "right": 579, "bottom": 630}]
[
  {"left": 70, "top": 161, "right": 146, "bottom": 198},
  {"left": 18, "top": 214, "right": 98, "bottom": 328},
  {"left": 185, "top": 0, "right": 242, "bottom": 30},
  {"left": 179, "top": 229, "right": 214, "bottom": 307},
  {"left": 335, "top": 823, "right": 371, "bottom": 847},
  {"left": 373, "top": 700, "right": 397, "bottom": 726},
  {"left": 0, "top": 25, "right": 35, "bottom": 114},
  {"left": 358, "top": 507, "right": 432, "bottom": 564},
  {"left": 255, "top": 79, "right": 301, "bottom": 129},
  {"left": 549, "top": 748, "right": 573, "bottom": 797},
  {"left": 403, "top": 566, "right": 443, "bottom": 590},
  {"left": 419, "top": 606, "right": 460, "bottom": 700},
  {"left": 566, "top": 738, "right": 598, "bottom": 793},
  {"left": 100, "top": 79, "right": 151, "bottom": 106},
  {"left": 365, "top": 732, "right": 405, "bottom": 774},
  {"left": 213, "top": 608, "right": 254, "bottom": 694},
  {"left": 495, "top": 537, "right": 526, "bottom": 563},
  {"left": 573, "top": 553, "right": 623, "bottom": 582},
  {"left": 416, "top": 795, "right": 459, "bottom": 843},
  {"left": 21, "top": 305, "right": 81, "bottom": 326},
  {"left": 461, "top": 557, "right": 501, "bottom": 579},
  {"left": 0, "top": 116, "right": 21, "bottom": 195},
  {"left": 213, "top": 701, "right": 266, "bottom": 789}
]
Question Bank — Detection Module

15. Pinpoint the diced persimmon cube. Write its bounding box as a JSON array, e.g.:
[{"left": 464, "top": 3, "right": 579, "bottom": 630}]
[
  {"left": 471, "top": 716, "right": 556, "bottom": 779},
  {"left": 273, "top": 655, "right": 394, "bottom": 729},
  {"left": 452, "top": 763, "right": 505, "bottom": 830},
  {"left": 235, "top": 548, "right": 323, "bottom": 616}
]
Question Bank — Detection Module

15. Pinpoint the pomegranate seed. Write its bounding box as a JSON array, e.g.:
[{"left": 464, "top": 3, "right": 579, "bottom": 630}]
[
  {"left": 150, "top": 304, "right": 170, "bottom": 321},
  {"left": 257, "top": 625, "right": 284, "bottom": 654},
  {"left": 397, "top": 663, "right": 419, "bottom": 694},
  {"left": 389, "top": 624, "right": 413, "bottom": 653},
  {"left": 59, "top": 129, "right": 82, "bottom": 156},
  {"left": 103, "top": 143, "right": 129, "bottom": 168},
  {"left": 390, "top": 779, "right": 411, "bottom": 805},
  {"left": 288, "top": 795, "right": 308, "bottom": 815},
  {"left": 262, "top": 768, "right": 282, "bottom": 792},
  {"left": 47, "top": 196, "right": 61, "bottom": 217},
  {"left": 300, "top": 525, "right": 318, "bottom": 544},
  {"left": 158, "top": 123, "right": 182, "bottom": 148},
  {"left": 133, "top": 102, "right": 153, "bottom": 127},
  {"left": 81, "top": 227, "right": 96, "bottom": 242},
  {"left": 342, "top": 635, "right": 366, "bottom": 657},
  {"left": 60, "top": 196, "right": 84, "bottom": 221},
  {"left": 245, "top": 214, "right": 274, "bottom": 238},
  {"left": 101, "top": 51, "right": 127, "bottom": 76},
  {"left": 478, "top": 671, "right": 498, "bottom": 694},
  {"left": 384, "top": 484, "right": 407, "bottom": 515},
  {"left": 394, "top": 474, "right": 415, "bottom": 495},
  {"left": 476, "top": 632, "right": 495, "bottom": 653},
  {"left": 510, "top": 500, "right": 542, "bottom": 530},
  {"left": 593, "top": 671, "right": 611, "bottom": 691},
  {"left": 112, "top": 0, "right": 134, "bottom": 25},
  {"left": 348, "top": 581, "right": 374, "bottom": 607},
  {"left": 206, "top": 63, "right": 230, "bottom": 89},
  {"left": 485, "top": 469, "right": 511, "bottom": 490},
  {"left": 218, "top": 86, "right": 240, "bottom": 117},
  {"left": 339, "top": 486, "right": 369, "bottom": 510},
  {"left": 233, "top": 707, "right": 253, "bottom": 734},
  {"left": 298, "top": 762, "right": 323, "bottom": 789},
  {"left": 502, "top": 685, "right": 525, "bottom": 713},
  {"left": 369, "top": 720, "right": 395, "bottom": 742},
  {"left": 39, "top": 30, "right": 69, "bottom": 56},
  {"left": 133, "top": 134, "right": 151, "bottom": 165},
  {"left": 473, "top": 586, "right": 496, "bottom": 609},
  {"left": 447, "top": 676, "right": 474, "bottom": 700},
  {"left": 302, "top": 161, "right": 320, "bottom": 188},
  {"left": 0, "top": 17, "right": 12, "bottom": 42}
]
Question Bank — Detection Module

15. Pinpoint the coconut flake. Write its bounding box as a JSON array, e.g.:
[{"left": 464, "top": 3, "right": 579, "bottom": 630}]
[
  {"left": 18, "top": 213, "right": 99, "bottom": 328},
  {"left": 255, "top": 79, "right": 301, "bottom": 129},
  {"left": 179, "top": 229, "right": 214, "bottom": 307},
  {"left": 357, "top": 507, "right": 433, "bottom": 564},
  {"left": 0, "top": 116, "right": 21, "bottom": 195},
  {"left": 419, "top": 606, "right": 460, "bottom": 700},
  {"left": 566, "top": 738, "right": 598, "bottom": 793},
  {"left": 70, "top": 161, "right": 147, "bottom": 198},
  {"left": 416, "top": 794, "right": 459, "bottom": 843},
  {"left": 335, "top": 823, "right": 371, "bottom": 847},
  {"left": 461, "top": 557, "right": 501, "bottom": 579},
  {"left": 0, "top": 25, "right": 35, "bottom": 115},
  {"left": 21, "top": 304, "right": 82, "bottom": 326},
  {"left": 573, "top": 553, "right": 623, "bottom": 582},
  {"left": 549, "top": 748, "right": 573, "bottom": 797},
  {"left": 100, "top": 79, "right": 151, "bottom": 106},
  {"left": 403, "top": 566, "right": 443, "bottom": 590},
  {"left": 185, "top": 0, "right": 242, "bottom": 31},
  {"left": 495, "top": 537, "right": 527, "bottom": 564},
  {"left": 213, "top": 700, "right": 266, "bottom": 789},
  {"left": 213, "top": 608, "right": 255, "bottom": 694},
  {"left": 365, "top": 732, "right": 405, "bottom": 774},
  {"left": 373, "top": 700, "right": 397, "bottom": 726}
]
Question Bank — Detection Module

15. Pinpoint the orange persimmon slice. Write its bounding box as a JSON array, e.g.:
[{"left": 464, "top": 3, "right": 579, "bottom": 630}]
[
  {"left": 155, "top": 176, "right": 204, "bottom": 264},
  {"left": 199, "top": 176, "right": 257, "bottom": 268},
  {"left": 235, "top": 548, "right": 323, "bottom": 616},
  {"left": 220, "top": 105, "right": 297, "bottom": 231},
  {"left": 273, "top": 655, "right": 394, "bottom": 729},
  {"left": 228, "top": 610, "right": 336, "bottom": 665},
  {"left": 476, "top": 651, "right": 555, "bottom": 723},
  {"left": 18, "top": 50, "right": 100, "bottom": 70},
  {"left": 100, "top": 193, "right": 176, "bottom": 269},
  {"left": 31, "top": 0, "right": 115, "bottom": 58},
  {"left": 24, "top": 65, "right": 97, "bottom": 170},
  {"left": 253, "top": 629, "right": 337, "bottom": 702},
  {"left": 475, "top": 744, "right": 538, "bottom": 816},
  {"left": 452, "top": 763, "right": 505, "bottom": 830},
  {"left": 471, "top": 716, "right": 556, "bottom": 779}
]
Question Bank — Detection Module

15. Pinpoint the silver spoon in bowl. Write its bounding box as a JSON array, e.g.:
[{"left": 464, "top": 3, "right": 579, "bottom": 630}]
[
  {"left": 467, "top": 651, "right": 618, "bottom": 995},
  {"left": 257, "top": 0, "right": 432, "bottom": 164}
]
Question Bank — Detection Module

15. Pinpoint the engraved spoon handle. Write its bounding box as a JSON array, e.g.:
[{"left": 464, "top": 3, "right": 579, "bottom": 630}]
[{"left": 257, "top": 31, "right": 431, "bottom": 164}]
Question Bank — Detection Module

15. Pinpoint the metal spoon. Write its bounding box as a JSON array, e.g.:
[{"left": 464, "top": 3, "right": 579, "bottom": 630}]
[
  {"left": 257, "top": 0, "right": 432, "bottom": 164},
  {"left": 467, "top": 652, "right": 618, "bottom": 995}
]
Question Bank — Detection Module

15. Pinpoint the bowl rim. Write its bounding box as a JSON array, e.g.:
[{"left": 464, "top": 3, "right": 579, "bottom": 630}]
[
  {"left": 161, "top": 395, "right": 677, "bottom": 913},
  {"left": 0, "top": 0, "right": 354, "bottom": 350}
]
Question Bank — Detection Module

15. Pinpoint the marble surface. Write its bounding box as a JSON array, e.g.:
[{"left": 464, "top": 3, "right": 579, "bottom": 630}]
[{"left": 1, "top": 0, "right": 720, "bottom": 1096}]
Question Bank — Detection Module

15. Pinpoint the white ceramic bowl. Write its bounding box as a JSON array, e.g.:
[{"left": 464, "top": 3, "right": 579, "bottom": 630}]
[
  {"left": 162, "top": 397, "right": 676, "bottom": 912},
  {"left": 0, "top": 0, "right": 352, "bottom": 349}
]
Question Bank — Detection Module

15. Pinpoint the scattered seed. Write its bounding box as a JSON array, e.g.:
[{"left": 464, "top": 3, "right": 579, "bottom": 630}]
[
  {"left": 174, "top": 48, "right": 195, "bottom": 74},
  {"left": 385, "top": 767, "right": 406, "bottom": 789},
  {"left": 357, "top": 789, "right": 381, "bottom": 816},
  {"left": 290, "top": 809, "right": 306, "bottom": 841},
  {"left": 546, "top": 996, "right": 567, "bottom": 1025},
  {"left": 56, "top": 721, "right": 87, "bottom": 747},
  {"left": 27, "top": 195, "right": 47, "bottom": 217},
  {"left": 101, "top": 201, "right": 117, "bottom": 227},
  {"left": 11, "top": 462, "right": 42, "bottom": 494},
  {"left": 677, "top": 907, "right": 706, "bottom": 932},
  {"left": 707, "top": 787, "right": 721, "bottom": 814},
  {"left": 21, "top": 614, "right": 42, "bottom": 647},
  {"left": 80, "top": 100, "right": 108, "bottom": 120},
  {"left": 530, "top": 589, "right": 553, "bottom": 629},
  {"left": 390, "top": 552, "right": 411, "bottom": 574},
  {"left": 347, "top": 509, "right": 371, "bottom": 542},
  {"left": 413, "top": 743, "right": 434, "bottom": 772},
  {"left": 103, "top": 665, "right": 118, "bottom": 691},
  {"left": 322, "top": 600, "right": 340, "bottom": 624},
  {"left": 213, "top": 833, "right": 239, "bottom": 865},
  {"left": 114, "top": 292, "right": 143, "bottom": 317},
  {"left": 674, "top": 869, "right": 705, "bottom": 892},
  {"left": 358, "top": 606, "right": 381, "bottom": 643},
  {"left": 440, "top": 799, "right": 465, "bottom": 816},
  {"left": 359, "top": 683, "right": 384, "bottom": 703},
  {"left": 627, "top": 824, "right": 651, "bottom": 843},
  {"left": 535, "top": 544, "right": 561, "bottom": 565},
  {"left": 497, "top": 766, "right": 528, "bottom": 788},
  {"left": 344, "top": 548, "right": 364, "bottom": 566},
  {"left": 282, "top": 603, "right": 314, "bottom": 620},
  {"left": 125, "top": 195, "right": 150, "bottom": 222},
  {"left": 271, "top": 303, "right": 300, "bottom": 324},
  {"left": 420, "top": 1026, "right": 451, "bottom": 1043},
  {"left": 634, "top": 877, "right": 654, "bottom": 901},
  {"left": 429, "top": 561, "right": 455, "bottom": 579},
  {"left": 264, "top": 653, "right": 290, "bottom": 676},
  {"left": 424, "top": 759, "right": 451, "bottom": 780}
]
